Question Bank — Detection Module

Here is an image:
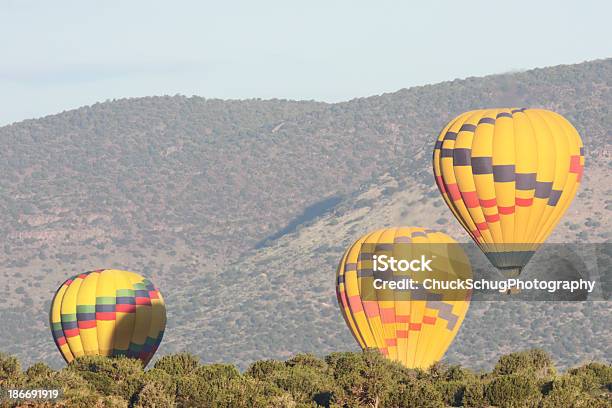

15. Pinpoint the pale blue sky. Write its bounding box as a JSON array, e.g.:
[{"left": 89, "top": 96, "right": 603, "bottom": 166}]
[{"left": 1, "top": 0, "right": 610, "bottom": 125}]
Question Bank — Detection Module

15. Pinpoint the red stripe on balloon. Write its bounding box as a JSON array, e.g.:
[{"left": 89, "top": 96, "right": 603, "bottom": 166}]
[
  {"left": 485, "top": 213, "right": 500, "bottom": 223},
  {"left": 516, "top": 197, "right": 533, "bottom": 206},
  {"left": 396, "top": 330, "right": 409, "bottom": 338},
  {"left": 569, "top": 155, "right": 581, "bottom": 173},
  {"left": 363, "top": 301, "right": 379, "bottom": 318},
  {"left": 498, "top": 206, "right": 515, "bottom": 215},
  {"left": 479, "top": 198, "right": 497, "bottom": 208},
  {"left": 423, "top": 316, "right": 437, "bottom": 325},
  {"left": 446, "top": 183, "right": 461, "bottom": 201},
  {"left": 435, "top": 176, "right": 446, "bottom": 194},
  {"left": 348, "top": 295, "right": 363, "bottom": 313},
  {"left": 64, "top": 328, "right": 79, "bottom": 338},
  {"left": 116, "top": 304, "right": 136, "bottom": 313},
  {"left": 476, "top": 222, "right": 489, "bottom": 230},
  {"left": 461, "top": 191, "right": 479, "bottom": 208},
  {"left": 395, "top": 315, "right": 410, "bottom": 323},
  {"left": 96, "top": 312, "right": 116, "bottom": 321},
  {"left": 78, "top": 321, "right": 96, "bottom": 329},
  {"left": 380, "top": 308, "right": 396, "bottom": 323}
]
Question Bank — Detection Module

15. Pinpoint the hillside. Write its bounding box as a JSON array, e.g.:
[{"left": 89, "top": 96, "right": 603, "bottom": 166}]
[{"left": 0, "top": 59, "right": 610, "bottom": 369}]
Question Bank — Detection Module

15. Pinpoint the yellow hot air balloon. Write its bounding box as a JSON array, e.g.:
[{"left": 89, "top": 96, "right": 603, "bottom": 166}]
[
  {"left": 336, "top": 227, "right": 472, "bottom": 369},
  {"left": 50, "top": 269, "right": 166, "bottom": 366},
  {"left": 432, "top": 108, "right": 584, "bottom": 276}
]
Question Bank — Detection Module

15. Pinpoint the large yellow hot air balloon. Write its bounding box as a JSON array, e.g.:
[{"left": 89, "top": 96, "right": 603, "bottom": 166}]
[
  {"left": 433, "top": 108, "right": 584, "bottom": 276},
  {"left": 50, "top": 269, "right": 166, "bottom": 366},
  {"left": 336, "top": 227, "right": 472, "bottom": 369}
]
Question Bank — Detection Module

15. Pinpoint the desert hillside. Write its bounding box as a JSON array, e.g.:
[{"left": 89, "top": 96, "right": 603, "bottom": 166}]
[{"left": 0, "top": 58, "right": 610, "bottom": 369}]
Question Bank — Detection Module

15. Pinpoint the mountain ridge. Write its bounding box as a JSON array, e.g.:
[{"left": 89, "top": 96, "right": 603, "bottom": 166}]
[{"left": 0, "top": 58, "right": 610, "bottom": 369}]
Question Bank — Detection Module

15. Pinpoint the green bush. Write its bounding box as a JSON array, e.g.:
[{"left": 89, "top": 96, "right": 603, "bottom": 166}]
[
  {"left": 68, "top": 356, "right": 144, "bottom": 402},
  {"left": 485, "top": 373, "right": 540, "bottom": 407},
  {"left": 196, "top": 363, "right": 241, "bottom": 383},
  {"left": 326, "top": 350, "right": 400, "bottom": 408},
  {"left": 286, "top": 353, "right": 329, "bottom": 372},
  {"left": 0, "top": 352, "right": 23, "bottom": 386},
  {"left": 142, "top": 368, "right": 177, "bottom": 397},
  {"left": 246, "top": 359, "right": 287, "bottom": 380},
  {"left": 134, "top": 382, "right": 175, "bottom": 408},
  {"left": 386, "top": 379, "right": 445, "bottom": 408},
  {"left": 269, "top": 364, "right": 335, "bottom": 406},
  {"left": 493, "top": 349, "right": 555, "bottom": 377},
  {"left": 153, "top": 353, "right": 201, "bottom": 376},
  {"left": 0, "top": 350, "right": 608, "bottom": 407},
  {"left": 566, "top": 362, "right": 612, "bottom": 391},
  {"left": 435, "top": 380, "right": 465, "bottom": 407},
  {"left": 462, "top": 381, "right": 486, "bottom": 407}
]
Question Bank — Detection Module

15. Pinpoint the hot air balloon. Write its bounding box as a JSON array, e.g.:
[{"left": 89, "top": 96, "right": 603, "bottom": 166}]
[
  {"left": 50, "top": 269, "right": 166, "bottom": 366},
  {"left": 433, "top": 108, "right": 584, "bottom": 277},
  {"left": 336, "top": 227, "right": 472, "bottom": 369}
]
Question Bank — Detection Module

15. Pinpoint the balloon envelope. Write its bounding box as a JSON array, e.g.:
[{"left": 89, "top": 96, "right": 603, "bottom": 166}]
[
  {"left": 336, "top": 227, "right": 472, "bottom": 369},
  {"left": 50, "top": 269, "right": 166, "bottom": 366},
  {"left": 432, "top": 108, "right": 584, "bottom": 276}
]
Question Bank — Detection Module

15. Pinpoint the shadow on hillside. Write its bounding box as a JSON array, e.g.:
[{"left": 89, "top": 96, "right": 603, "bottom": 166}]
[{"left": 255, "top": 195, "right": 343, "bottom": 249}]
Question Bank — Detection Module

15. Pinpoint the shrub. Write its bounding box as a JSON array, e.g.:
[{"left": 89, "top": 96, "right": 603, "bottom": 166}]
[
  {"left": 134, "top": 382, "right": 175, "bottom": 408},
  {"left": 269, "top": 364, "right": 335, "bottom": 406},
  {"left": 142, "top": 368, "right": 177, "bottom": 397},
  {"left": 196, "top": 363, "right": 241, "bottom": 384},
  {"left": 386, "top": 379, "right": 445, "bottom": 408},
  {"left": 435, "top": 380, "right": 465, "bottom": 407},
  {"left": 286, "top": 353, "right": 328, "bottom": 372},
  {"left": 484, "top": 373, "right": 540, "bottom": 408},
  {"left": 153, "top": 353, "right": 200, "bottom": 376},
  {"left": 69, "top": 356, "right": 144, "bottom": 402},
  {"left": 326, "top": 350, "right": 400, "bottom": 408},
  {"left": 493, "top": 349, "right": 555, "bottom": 377},
  {"left": 462, "top": 382, "right": 486, "bottom": 408},
  {"left": 246, "top": 359, "right": 287, "bottom": 380},
  {"left": 566, "top": 362, "right": 612, "bottom": 391},
  {"left": 0, "top": 352, "right": 23, "bottom": 386}
]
